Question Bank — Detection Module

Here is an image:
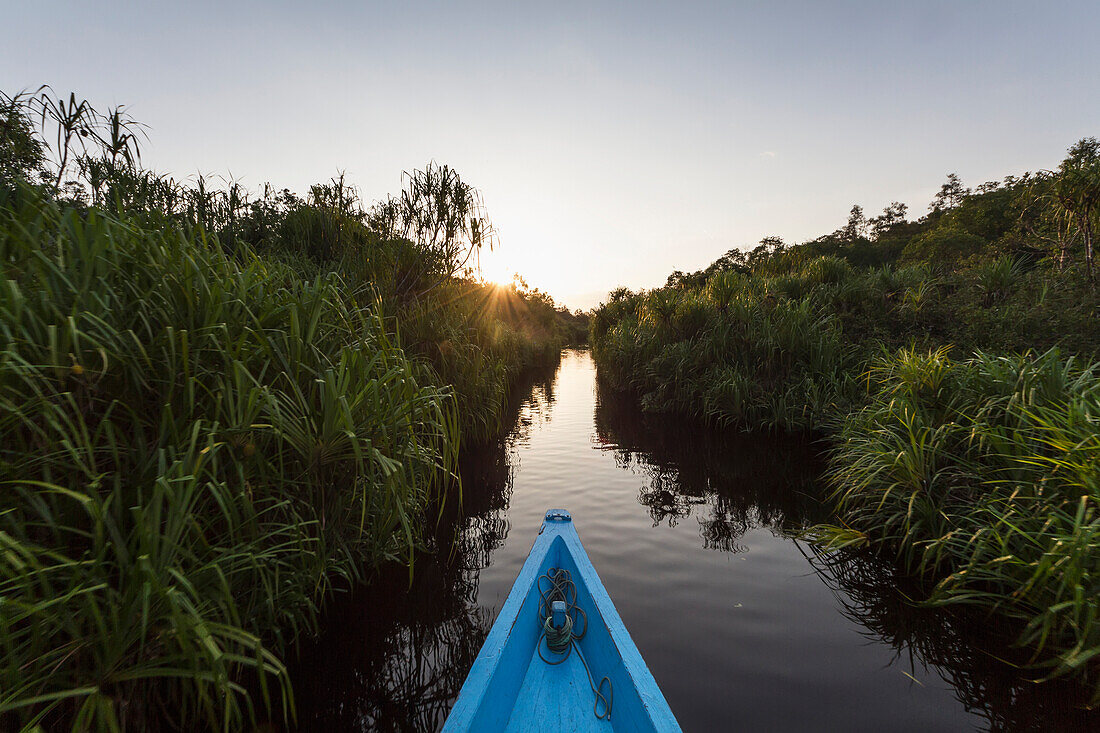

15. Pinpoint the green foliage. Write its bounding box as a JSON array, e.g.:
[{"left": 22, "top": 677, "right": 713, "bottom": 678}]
[
  {"left": 0, "top": 185, "right": 459, "bottom": 730},
  {"left": 0, "top": 91, "right": 47, "bottom": 185},
  {"left": 592, "top": 251, "right": 1100, "bottom": 429},
  {"left": 591, "top": 136, "right": 1100, "bottom": 697},
  {"left": 367, "top": 162, "right": 493, "bottom": 300},
  {"left": 819, "top": 349, "right": 1100, "bottom": 698},
  {"left": 1052, "top": 137, "right": 1100, "bottom": 278},
  {"left": 900, "top": 227, "right": 987, "bottom": 266},
  {"left": 0, "top": 86, "right": 579, "bottom": 731},
  {"left": 668, "top": 141, "right": 1100, "bottom": 281},
  {"left": 973, "top": 256, "right": 1024, "bottom": 305},
  {"left": 801, "top": 254, "right": 852, "bottom": 285},
  {"left": 592, "top": 260, "right": 865, "bottom": 431}
]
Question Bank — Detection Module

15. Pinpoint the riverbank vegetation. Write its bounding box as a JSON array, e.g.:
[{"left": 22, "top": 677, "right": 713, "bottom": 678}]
[
  {"left": 591, "top": 141, "right": 1100, "bottom": 700},
  {"left": 0, "top": 88, "right": 582, "bottom": 731}
]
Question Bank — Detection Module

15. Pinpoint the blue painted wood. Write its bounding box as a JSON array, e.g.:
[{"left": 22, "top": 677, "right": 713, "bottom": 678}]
[{"left": 443, "top": 509, "right": 682, "bottom": 732}]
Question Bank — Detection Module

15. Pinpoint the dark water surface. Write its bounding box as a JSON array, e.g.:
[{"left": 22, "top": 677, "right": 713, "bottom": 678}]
[{"left": 289, "top": 350, "right": 1095, "bottom": 732}]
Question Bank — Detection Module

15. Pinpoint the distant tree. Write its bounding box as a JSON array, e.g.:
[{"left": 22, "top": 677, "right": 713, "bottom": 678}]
[
  {"left": 936, "top": 181, "right": 1022, "bottom": 245},
  {"left": 1052, "top": 137, "right": 1100, "bottom": 280},
  {"left": 1018, "top": 171, "right": 1078, "bottom": 269},
  {"left": 607, "top": 286, "right": 635, "bottom": 303},
  {"left": 930, "top": 173, "right": 970, "bottom": 212},
  {"left": 0, "top": 91, "right": 46, "bottom": 185},
  {"left": 666, "top": 269, "right": 707, "bottom": 289},
  {"left": 869, "top": 201, "right": 908, "bottom": 239},
  {"left": 746, "top": 236, "right": 787, "bottom": 269},
  {"left": 841, "top": 205, "right": 868, "bottom": 241},
  {"left": 706, "top": 248, "right": 749, "bottom": 274}
]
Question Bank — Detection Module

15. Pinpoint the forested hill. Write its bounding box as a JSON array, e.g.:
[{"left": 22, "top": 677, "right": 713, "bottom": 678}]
[{"left": 664, "top": 139, "right": 1099, "bottom": 289}]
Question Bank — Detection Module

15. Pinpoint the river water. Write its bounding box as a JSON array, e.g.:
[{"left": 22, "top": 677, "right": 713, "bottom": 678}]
[{"left": 288, "top": 350, "right": 1095, "bottom": 732}]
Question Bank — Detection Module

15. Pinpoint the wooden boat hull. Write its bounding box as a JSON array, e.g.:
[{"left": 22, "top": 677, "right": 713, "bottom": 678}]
[{"left": 444, "top": 509, "right": 681, "bottom": 732}]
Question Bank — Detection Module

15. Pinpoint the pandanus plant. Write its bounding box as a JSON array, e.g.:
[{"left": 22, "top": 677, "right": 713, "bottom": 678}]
[
  {"left": 705, "top": 270, "right": 743, "bottom": 313},
  {"left": 369, "top": 162, "right": 496, "bottom": 300},
  {"left": 29, "top": 87, "right": 144, "bottom": 192},
  {"left": 642, "top": 290, "right": 679, "bottom": 331}
]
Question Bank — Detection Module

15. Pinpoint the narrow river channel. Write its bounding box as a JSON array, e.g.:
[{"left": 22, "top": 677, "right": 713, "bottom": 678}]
[{"left": 288, "top": 350, "right": 1094, "bottom": 732}]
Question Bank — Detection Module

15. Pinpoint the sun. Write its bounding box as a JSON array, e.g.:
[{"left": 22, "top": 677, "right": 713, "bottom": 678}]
[{"left": 478, "top": 254, "right": 515, "bottom": 288}]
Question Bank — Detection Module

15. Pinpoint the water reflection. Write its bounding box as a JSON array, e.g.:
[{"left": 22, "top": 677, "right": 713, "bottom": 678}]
[
  {"left": 285, "top": 540, "right": 488, "bottom": 731},
  {"left": 286, "top": 362, "right": 560, "bottom": 732},
  {"left": 594, "top": 378, "right": 1095, "bottom": 731},
  {"left": 593, "top": 382, "right": 827, "bottom": 549},
  {"left": 286, "top": 353, "right": 1097, "bottom": 732},
  {"left": 803, "top": 546, "right": 1095, "bottom": 732},
  {"left": 450, "top": 368, "right": 556, "bottom": 573}
]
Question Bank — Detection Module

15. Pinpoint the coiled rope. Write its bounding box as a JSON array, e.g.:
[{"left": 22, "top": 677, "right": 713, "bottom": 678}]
[{"left": 536, "top": 567, "right": 613, "bottom": 721}]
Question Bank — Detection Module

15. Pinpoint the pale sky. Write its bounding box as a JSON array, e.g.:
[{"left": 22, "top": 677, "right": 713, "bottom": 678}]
[{"left": 4, "top": 1, "right": 1098, "bottom": 309}]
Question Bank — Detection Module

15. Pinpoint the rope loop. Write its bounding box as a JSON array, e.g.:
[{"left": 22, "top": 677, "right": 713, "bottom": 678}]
[
  {"left": 535, "top": 567, "right": 613, "bottom": 721},
  {"left": 543, "top": 612, "right": 573, "bottom": 654}
]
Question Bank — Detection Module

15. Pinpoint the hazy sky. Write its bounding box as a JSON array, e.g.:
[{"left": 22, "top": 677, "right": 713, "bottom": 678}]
[{"left": 4, "top": 1, "right": 1098, "bottom": 308}]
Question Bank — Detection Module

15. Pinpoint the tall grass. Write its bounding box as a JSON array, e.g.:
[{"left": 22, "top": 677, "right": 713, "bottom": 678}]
[
  {"left": 0, "top": 86, "right": 583, "bottom": 731},
  {"left": 0, "top": 184, "right": 458, "bottom": 730},
  {"left": 815, "top": 348, "right": 1100, "bottom": 697}
]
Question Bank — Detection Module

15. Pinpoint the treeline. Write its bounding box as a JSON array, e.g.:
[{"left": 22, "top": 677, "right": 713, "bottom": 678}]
[
  {"left": 0, "top": 87, "right": 578, "bottom": 731},
  {"left": 665, "top": 139, "right": 1100, "bottom": 286},
  {"left": 591, "top": 139, "right": 1100, "bottom": 702}
]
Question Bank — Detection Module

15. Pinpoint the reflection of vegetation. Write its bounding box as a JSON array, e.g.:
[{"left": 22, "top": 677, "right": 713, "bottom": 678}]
[
  {"left": 804, "top": 544, "right": 1097, "bottom": 732},
  {"left": 506, "top": 369, "right": 558, "bottom": 447},
  {"left": 597, "top": 372, "right": 1099, "bottom": 726},
  {"left": 594, "top": 381, "right": 826, "bottom": 546},
  {"left": 288, "top": 549, "right": 493, "bottom": 732},
  {"left": 287, "top": 359, "right": 562, "bottom": 731}
]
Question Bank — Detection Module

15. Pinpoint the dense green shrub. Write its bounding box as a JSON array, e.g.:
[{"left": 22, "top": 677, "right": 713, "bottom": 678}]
[
  {"left": 0, "top": 185, "right": 460, "bottom": 729},
  {"left": 593, "top": 252, "right": 1100, "bottom": 429},
  {"left": 900, "top": 227, "right": 987, "bottom": 265},
  {"left": 592, "top": 261, "right": 865, "bottom": 431},
  {"left": 0, "top": 86, "right": 586, "bottom": 731},
  {"left": 817, "top": 349, "right": 1100, "bottom": 697}
]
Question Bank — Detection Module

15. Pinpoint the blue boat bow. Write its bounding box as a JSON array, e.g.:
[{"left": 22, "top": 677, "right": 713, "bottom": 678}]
[{"left": 443, "top": 509, "right": 681, "bottom": 732}]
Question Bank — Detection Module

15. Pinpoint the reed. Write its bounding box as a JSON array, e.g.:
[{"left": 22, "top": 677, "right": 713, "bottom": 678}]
[
  {"left": 817, "top": 348, "right": 1100, "bottom": 698},
  {"left": 0, "top": 184, "right": 458, "bottom": 730}
]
